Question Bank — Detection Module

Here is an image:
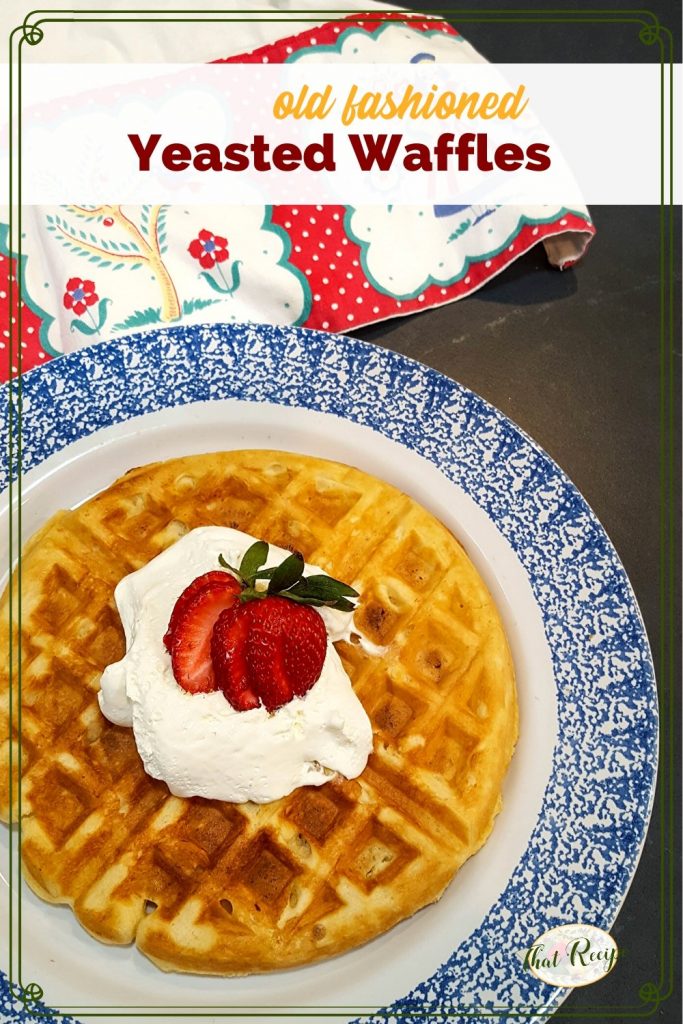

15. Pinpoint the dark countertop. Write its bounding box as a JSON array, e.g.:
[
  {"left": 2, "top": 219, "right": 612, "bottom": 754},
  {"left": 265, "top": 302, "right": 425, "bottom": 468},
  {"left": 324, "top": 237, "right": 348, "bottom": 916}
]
[
  {"left": 354, "top": 7, "right": 681, "bottom": 1018},
  {"left": 353, "top": 199, "right": 681, "bottom": 1017}
]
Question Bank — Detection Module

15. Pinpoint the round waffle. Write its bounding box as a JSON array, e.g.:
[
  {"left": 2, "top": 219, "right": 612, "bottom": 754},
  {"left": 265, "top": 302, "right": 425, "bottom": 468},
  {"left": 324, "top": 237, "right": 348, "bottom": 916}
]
[{"left": 0, "top": 450, "right": 517, "bottom": 974}]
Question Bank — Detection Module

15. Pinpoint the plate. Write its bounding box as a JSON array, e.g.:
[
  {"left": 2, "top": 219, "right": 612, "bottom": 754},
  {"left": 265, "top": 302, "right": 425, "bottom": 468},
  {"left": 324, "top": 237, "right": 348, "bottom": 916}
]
[{"left": 0, "top": 322, "right": 658, "bottom": 1024}]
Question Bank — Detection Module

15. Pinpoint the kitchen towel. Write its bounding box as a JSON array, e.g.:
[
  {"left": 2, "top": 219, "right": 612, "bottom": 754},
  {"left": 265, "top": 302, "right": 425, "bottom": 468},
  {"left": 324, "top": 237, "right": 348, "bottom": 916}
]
[{"left": 1, "top": 7, "right": 594, "bottom": 378}]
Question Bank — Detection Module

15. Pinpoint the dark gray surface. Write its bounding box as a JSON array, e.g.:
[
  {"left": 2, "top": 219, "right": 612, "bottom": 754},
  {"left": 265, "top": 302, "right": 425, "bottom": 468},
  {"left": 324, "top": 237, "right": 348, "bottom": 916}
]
[
  {"left": 399, "top": 0, "right": 681, "bottom": 62},
  {"left": 353, "top": 200, "right": 681, "bottom": 1022}
]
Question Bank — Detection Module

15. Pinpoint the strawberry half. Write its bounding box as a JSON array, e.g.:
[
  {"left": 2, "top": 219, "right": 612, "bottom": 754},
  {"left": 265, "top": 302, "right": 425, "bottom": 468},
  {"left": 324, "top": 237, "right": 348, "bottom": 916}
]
[
  {"left": 212, "top": 595, "right": 327, "bottom": 713},
  {"left": 211, "top": 604, "right": 260, "bottom": 712},
  {"left": 164, "top": 570, "right": 239, "bottom": 652},
  {"left": 169, "top": 577, "right": 240, "bottom": 693}
]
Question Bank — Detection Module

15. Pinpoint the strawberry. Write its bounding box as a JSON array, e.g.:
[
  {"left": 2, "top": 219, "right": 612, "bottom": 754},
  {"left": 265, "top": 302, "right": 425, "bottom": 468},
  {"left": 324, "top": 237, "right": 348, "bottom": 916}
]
[
  {"left": 212, "top": 596, "right": 327, "bottom": 713},
  {"left": 164, "top": 571, "right": 239, "bottom": 652},
  {"left": 211, "top": 604, "right": 260, "bottom": 711},
  {"left": 169, "top": 578, "right": 240, "bottom": 693},
  {"left": 169, "top": 540, "right": 357, "bottom": 708}
]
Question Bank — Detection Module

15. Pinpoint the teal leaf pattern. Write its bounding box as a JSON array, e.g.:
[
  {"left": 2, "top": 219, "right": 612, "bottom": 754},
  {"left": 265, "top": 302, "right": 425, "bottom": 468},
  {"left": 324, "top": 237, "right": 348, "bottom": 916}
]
[
  {"left": 46, "top": 211, "right": 142, "bottom": 267},
  {"left": 199, "top": 260, "right": 241, "bottom": 294},
  {"left": 157, "top": 206, "right": 169, "bottom": 254},
  {"left": 227, "top": 260, "right": 242, "bottom": 293},
  {"left": 112, "top": 296, "right": 221, "bottom": 333},
  {"left": 113, "top": 306, "right": 161, "bottom": 331},
  {"left": 199, "top": 271, "right": 225, "bottom": 293},
  {"left": 140, "top": 205, "right": 151, "bottom": 239},
  {"left": 182, "top": 297, "right": 222, "bottom": 314},
  {"left": 95, "top": 297, "right": 111, "bottom": 330},
  {"left": 66, "top": 205, "right": 101, "bottom": 220},
  {"left": 69, "top": 318, "right": 99, "bottom": 336},
  {"left": 447, "top": 218, "right": 472, "bottom": 243}
]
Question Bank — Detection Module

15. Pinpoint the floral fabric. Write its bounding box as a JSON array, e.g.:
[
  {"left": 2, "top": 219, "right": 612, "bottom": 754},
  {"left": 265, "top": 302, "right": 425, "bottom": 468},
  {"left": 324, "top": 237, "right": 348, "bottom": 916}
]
[{"left": 0, "top": 13, "right": 594, "bottom": 379}]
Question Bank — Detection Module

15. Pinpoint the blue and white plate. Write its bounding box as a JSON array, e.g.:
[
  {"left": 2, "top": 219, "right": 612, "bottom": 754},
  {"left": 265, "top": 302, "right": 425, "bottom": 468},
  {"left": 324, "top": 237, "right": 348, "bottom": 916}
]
[{"left": 0, "top": 323, "right": 658, "bottom": 1024}]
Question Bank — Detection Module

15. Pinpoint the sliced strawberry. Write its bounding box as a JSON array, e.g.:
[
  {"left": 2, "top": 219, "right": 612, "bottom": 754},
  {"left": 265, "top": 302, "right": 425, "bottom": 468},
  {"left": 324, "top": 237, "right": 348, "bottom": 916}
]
[
  {"left": 164, "top": 570, "right": 239, "bottom": 652},
  {"left": 282, "top": 605, "right": 328, "bottom": 697},
  {"left": 212, "top": 595, "right": 327, "bottom": 713},
  {"left": 170, "top": 582, "right": 240, "bottom": 693},
  {"left": 212, "top": 604, "right": 260, "bottom": 712},
  {"left": 246, "top": 600, "right": 294, "bottom": 713}
]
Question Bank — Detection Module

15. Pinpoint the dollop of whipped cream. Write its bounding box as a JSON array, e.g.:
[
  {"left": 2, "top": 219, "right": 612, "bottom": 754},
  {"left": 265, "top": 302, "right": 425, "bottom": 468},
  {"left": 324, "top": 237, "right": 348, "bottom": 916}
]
[{"left": 98, "top": 526, "right": 373, "bottom": 803}]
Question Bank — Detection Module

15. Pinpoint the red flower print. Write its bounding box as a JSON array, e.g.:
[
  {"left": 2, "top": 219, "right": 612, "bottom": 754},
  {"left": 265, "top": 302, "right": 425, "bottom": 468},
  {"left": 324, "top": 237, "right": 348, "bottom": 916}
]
[
  {"left": 63, "top": 277, "right": 98, "bottom": 317},
  {"left": 188, "top": 229, "right": 229, "bottom": 269}
]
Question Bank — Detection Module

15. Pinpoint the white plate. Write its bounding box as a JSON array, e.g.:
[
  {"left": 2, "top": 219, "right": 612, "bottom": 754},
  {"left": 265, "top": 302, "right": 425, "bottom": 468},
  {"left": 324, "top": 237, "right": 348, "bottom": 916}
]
[{"left": 0, "top": 323, "right": 657, "bottom": 1024}]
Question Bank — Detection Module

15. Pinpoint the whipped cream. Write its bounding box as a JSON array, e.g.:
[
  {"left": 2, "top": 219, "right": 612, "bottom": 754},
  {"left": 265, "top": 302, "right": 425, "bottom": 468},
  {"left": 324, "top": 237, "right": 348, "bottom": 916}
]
[{"left": 98, "top": 527, "right": 373, "bottom": 803}]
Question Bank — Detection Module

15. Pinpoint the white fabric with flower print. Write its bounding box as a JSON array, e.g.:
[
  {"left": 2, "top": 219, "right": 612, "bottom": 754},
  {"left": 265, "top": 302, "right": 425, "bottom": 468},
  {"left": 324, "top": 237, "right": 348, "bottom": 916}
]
[{"left": 23, "top": 204, "right": 309, "bottom": 356}]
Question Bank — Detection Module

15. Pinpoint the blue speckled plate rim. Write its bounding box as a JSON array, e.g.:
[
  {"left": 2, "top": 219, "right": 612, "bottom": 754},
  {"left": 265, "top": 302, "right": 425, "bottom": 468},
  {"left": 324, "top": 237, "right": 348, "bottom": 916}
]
[{"left": 0, "top": 323, "right": 658, "bottom": 1024}]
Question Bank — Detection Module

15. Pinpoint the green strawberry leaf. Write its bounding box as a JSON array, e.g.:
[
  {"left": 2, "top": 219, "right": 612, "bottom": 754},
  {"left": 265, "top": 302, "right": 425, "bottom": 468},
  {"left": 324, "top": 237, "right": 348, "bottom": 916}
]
[
  {"left": 311, "top": 575, "right": 358, "bottom": 597},
  {"left": 329, "top": 597, "right": 356, "bottom": 612},
  {"left": 275, "top": 592, "right": 323, "bottom": 606},
  {"left": 267, "top": 552, "right": 305, "bottom": 594},
  {"left": 219, "top": 541, "right": 357, "bottom": 612},
  {"left": 286, "top": 580, "right": 358, "bottom": 612},
  {"left": 239, "top": 540, "right": 269, "bottom": 581},
  {"left": 291, "top": 575, "right": 358, "bottom": 601},
  {"left": 218, "top": 553, "right": 243, "bottom": 580},
  {"left": 250, "top": 567, "right": 277, "bottom": 581}
]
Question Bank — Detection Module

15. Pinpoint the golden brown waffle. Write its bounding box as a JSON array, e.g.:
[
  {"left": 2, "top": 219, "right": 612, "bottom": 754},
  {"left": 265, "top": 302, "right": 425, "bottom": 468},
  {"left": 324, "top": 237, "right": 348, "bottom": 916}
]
[{"left": 0, "top": 450, "right": 517, "bottom": 974}]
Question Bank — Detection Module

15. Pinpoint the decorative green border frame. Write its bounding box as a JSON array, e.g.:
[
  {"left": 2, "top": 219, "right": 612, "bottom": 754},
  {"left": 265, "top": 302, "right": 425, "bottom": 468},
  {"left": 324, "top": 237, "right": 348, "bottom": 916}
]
[{"left": 4, "top": 6, "right": 676, "bottom": 1022}]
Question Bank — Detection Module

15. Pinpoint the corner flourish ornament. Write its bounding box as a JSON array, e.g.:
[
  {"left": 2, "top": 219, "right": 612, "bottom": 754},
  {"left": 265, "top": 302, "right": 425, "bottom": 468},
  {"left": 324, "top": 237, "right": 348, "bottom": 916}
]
[
  {"left": 638, "top": 15, "right": 663, "bottom": 47},
  {"left": 639, "top": 981, "right": 663, "bottom": 1010},
  {"left": 21, "top": 16, "right": 44, "bottom": 46},
  {"left": 10, "top": 980, "right": 44, "bottom": 1005}
]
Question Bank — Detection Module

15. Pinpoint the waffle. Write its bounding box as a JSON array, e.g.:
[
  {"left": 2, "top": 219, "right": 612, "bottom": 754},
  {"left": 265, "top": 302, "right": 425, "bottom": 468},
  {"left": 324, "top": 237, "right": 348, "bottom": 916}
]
[{"left": 0, "top": 450, "right": 517, "bottom": 974}]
